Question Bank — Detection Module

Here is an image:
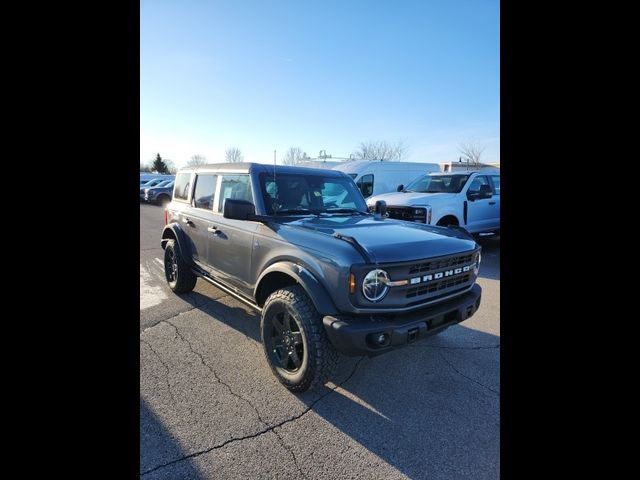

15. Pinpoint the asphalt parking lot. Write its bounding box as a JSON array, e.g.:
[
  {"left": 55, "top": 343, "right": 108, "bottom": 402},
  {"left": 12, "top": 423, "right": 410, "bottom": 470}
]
[{"left": 140, "top": 203, "right": 500, "bottom": 479}]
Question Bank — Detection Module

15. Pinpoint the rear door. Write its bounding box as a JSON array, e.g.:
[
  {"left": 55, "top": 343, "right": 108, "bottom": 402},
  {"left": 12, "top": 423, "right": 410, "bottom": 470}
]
[
  {"left": 487, "top": 174, "right": 500, "bottom": 230},
  {"left": 183, "top": 173, "right": 219, "bottom": 270}
]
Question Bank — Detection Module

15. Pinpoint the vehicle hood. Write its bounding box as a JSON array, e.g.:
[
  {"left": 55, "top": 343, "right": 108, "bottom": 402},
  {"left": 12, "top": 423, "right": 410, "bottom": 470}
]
[
  {"left": 367, "top": 191, "right": 457, "bottom": 206},
  {"left": 277, "top": 215, "right": 477, "bottom": 264}
]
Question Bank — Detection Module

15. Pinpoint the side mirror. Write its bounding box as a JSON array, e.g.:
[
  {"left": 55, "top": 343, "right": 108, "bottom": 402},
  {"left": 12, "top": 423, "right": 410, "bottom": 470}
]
[
  {"left": 397, "top": 184, "right": 404, "bottom": 192},
  {"left": 478, "top": 184, "right": 493, "bottom": 199},
  {"left": 223, "top": 199, "right": 256, "bottom": 220},
  {"left": 375, "top": 200, "right": 387, "bottom": 216}
]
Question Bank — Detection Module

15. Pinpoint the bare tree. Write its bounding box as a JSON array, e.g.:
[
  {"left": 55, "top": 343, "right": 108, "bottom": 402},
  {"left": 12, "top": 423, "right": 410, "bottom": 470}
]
[
  {"left": 164, "top": 158, "right": 177, "bottom": 175},
  {"left": 351, "top": 140, "right": 407, "bottom": 161},
  {"left": 458, "top": 141, "right": 485, "bottom": 166},
  {"left": 225, "top": 147, "right": 244, "bottom": 163},
  {"left": 140, "top": 162, "right": 151, "bottom": 172},
  {"left": 282, "top": 147, "right": 307, "bottom": 165},
  {"left": 187, "top": 154, "right": 207, "bottom": 167}
]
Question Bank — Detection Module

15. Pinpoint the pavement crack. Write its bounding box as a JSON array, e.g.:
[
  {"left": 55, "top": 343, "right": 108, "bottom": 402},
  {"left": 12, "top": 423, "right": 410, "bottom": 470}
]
[
  {"left": 140, "top": 355, "right": 366, "bottom": 477},
  {"left": 438, "top": 351, "right": 500, "bottom": 396},
  {"left": 165, "top": 318, "right": 268, "bottom": 418},
  {"left": 273, "top": 428, "right": 306, "bottom": 479},
  {"left": 140, "top": 339, "right": 177, "bottom": 406},
  {"left": 164, "top": 318, "right": 308, "bottom": 478}
]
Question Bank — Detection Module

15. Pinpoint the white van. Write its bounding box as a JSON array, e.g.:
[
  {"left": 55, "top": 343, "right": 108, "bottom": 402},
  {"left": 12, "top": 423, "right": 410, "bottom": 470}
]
[{"left": 333, "top": 160, "right": 441, "bottom": 199}]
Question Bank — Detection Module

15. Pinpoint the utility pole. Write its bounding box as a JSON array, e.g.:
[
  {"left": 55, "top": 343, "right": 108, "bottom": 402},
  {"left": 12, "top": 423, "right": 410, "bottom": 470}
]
[{"left": 318, "top": 150, "right": 332, "bottom": 162}]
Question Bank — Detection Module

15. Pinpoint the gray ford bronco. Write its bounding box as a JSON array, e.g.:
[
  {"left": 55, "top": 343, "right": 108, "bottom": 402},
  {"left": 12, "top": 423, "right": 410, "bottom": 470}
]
[{"left": 161, "top": 163, "right": 482, "bottom": 392}]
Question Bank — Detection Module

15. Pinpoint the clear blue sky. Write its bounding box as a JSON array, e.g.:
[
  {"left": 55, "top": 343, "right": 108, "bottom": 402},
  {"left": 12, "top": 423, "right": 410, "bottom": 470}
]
[{"left": 141, "top": 0, "right": 499, "bottom": 168}]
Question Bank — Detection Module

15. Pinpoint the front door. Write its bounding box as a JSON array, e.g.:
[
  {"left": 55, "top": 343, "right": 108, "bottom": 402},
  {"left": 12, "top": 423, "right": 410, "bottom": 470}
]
[
  {"left": 465, "top": 175, "right": 499, "bottom": 232},
  {"left": 207, "top": 173, "right": 259, "bottom": 296}
]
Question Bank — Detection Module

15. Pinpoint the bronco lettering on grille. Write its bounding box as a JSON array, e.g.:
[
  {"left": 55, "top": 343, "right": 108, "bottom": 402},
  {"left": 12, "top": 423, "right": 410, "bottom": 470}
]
[{"left": 416, "top": 264, "right": 472, "bottom": 284}]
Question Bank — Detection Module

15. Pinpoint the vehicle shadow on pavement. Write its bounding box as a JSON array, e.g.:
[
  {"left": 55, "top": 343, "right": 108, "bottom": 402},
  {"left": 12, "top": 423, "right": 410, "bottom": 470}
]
[
  {"left": 301, "top": 325, "right": 500, "bottom": 479},
  {"left": 476, "top": 235, "right": 500, "bottom": 280},
  {"left": 140, "top": 398, "right": 207, "bottom": 479},
  {"left": 185, "top": 290, "right": 263, "bottom": 343},
  {"left": 176, "top": 290, "right": 500, "bottom": 478}
]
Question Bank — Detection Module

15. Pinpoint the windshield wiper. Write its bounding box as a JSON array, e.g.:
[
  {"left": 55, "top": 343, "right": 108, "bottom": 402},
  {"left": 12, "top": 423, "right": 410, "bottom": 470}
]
[
  {"left": 324, "top": 208, "right": 369, "bottom": 216},
  {"left": 273, "top": 208, "right": 324, "bottom": 217}
]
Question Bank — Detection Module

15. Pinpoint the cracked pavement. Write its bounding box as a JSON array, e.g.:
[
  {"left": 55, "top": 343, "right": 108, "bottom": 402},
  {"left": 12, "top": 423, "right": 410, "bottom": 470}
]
[{"left": 140, "top": 203, "right": 500, "bottom": 479}]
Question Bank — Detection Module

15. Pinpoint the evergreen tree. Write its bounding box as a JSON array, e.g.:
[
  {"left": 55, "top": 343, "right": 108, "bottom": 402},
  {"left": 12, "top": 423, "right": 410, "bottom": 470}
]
[{"left": 151, "top": 153, "right": 169, "bottom": 174}]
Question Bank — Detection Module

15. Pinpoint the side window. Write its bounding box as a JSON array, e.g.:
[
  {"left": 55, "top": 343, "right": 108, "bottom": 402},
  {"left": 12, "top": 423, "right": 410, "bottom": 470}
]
[
  {"left": 356, "top": 174, "right": 374, "bottom": 197},
  {"left": 467, "top": 175, "right": 490, "bottom": 193},
  {"left": 193, "top": 174, "right": 218, "bottom": 210},
  {"left": 217, "top": 174, "right": 253, "bottom": 213},
  {"left": 173, "top": 173, "right": 192, "bottom": 201},
  {"left": 490, "top": 175, "right": 500, "bottom": 195}
]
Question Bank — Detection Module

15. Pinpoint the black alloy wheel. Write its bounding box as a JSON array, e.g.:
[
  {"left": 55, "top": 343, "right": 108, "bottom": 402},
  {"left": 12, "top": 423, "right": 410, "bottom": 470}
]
[{"left": 265, "top": 309, "right": 305, "bottom": 373}]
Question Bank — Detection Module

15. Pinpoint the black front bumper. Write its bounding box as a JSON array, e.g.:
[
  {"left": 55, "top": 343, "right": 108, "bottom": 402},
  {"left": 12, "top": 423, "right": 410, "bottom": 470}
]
[{"left": 323, "top": 284, "right": 482, "bottom": 356}]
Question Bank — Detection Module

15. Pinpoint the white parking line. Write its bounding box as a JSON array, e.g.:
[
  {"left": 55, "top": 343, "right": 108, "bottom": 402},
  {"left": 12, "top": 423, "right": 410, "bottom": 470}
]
[{"left": 140, "top": 263, "right": 167, "bottom": 310}]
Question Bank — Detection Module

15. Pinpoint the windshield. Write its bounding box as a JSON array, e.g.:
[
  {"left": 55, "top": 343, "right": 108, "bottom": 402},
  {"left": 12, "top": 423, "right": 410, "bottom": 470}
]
[
  {"left": 404, "top": 174, "right": 470, "bottom": 193},
  {"left": 154, "top": 180, "right": 173, "bottom": 188},
  {"left": 141, "top": 178, "right": 164, "bottom": 187},
  {"left": 259, "top": 172, "right": 368, "bottom": 215}
]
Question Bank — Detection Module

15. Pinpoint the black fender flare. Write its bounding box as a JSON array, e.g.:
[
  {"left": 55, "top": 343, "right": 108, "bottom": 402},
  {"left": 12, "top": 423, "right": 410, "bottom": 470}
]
[
  {"left": 255, "top": 261, "right": 339, "bottom": 316},
  {"left": 160, "top": 223, "right": 192, "bottom": 259}
]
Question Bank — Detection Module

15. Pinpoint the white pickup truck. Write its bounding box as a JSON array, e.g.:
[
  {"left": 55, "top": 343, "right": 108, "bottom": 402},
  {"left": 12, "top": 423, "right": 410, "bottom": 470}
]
[{"left": 366, "top": 169, "right": 500, "bottom": 235}]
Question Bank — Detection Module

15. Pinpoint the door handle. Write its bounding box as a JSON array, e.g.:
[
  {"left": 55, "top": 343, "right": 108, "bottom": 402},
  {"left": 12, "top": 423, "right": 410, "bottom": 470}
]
[
  {"left": 207, "top": 226, "right": 220, "bottom": 235},
  {"left": 488, "top": 202, "right": 496, "bottom": 205},
  {"left": 183, "top": 217, "right": 195, "bottom": 227}
]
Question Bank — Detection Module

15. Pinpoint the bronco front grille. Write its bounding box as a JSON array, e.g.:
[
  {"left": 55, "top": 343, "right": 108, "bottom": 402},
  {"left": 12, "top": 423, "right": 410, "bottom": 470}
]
[
  {"left": 408, "top": 253, "right": 474, "bottom": 275},
  {"left": 406, "top": 273, "right": 471, "bottom": 298}
]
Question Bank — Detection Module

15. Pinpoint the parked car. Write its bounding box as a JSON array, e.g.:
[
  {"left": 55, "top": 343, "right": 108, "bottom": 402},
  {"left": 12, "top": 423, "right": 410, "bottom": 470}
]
[
  {"left": 140, "top": 173, "right": 172, "bottom": 185},
  {"left": 161, "top": 163, "right": 483, "bottom": 392},
  {"left": 332, "top": 160, "right": 440, "bottom": 199},
  {"left": 140, "top": 177, "right": 174, "bottom": 201},
  {"left": 143, "top": 181, "right": 174, "bottom": 205},
  {"left": 366, "top": 169, "right": 500, "bottom": 235}
]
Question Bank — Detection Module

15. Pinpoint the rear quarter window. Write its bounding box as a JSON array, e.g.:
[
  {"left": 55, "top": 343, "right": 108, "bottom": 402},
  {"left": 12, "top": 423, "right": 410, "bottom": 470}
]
[{"left": 173, "top": 173, "right": 192, "bottom": 201}]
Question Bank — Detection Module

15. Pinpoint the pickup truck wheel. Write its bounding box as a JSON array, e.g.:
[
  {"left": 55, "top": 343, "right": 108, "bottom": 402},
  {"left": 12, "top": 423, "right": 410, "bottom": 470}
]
[
  {"left": 261, "top": 285, "right": 338, "bottom": 392},
  {"left": 163, "top": 239, "right": 197, "bottom": 293}
]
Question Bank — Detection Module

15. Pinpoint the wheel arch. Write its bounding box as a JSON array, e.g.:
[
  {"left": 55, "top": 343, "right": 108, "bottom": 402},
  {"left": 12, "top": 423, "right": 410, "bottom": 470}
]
[
  {"left": 160, "top": 223, "right": 192, "bottom": 259},
  {"left": 255, "top": 262, "right": 339, "bottom": 316},
  {"left": 435, "top": 214, "right": 460, "bottom": 227}
]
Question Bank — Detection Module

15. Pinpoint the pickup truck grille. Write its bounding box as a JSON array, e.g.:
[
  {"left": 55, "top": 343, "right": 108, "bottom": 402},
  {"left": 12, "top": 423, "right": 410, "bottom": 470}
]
[{"left": 386, "top": 206, "right": 427, "bottom": 223}]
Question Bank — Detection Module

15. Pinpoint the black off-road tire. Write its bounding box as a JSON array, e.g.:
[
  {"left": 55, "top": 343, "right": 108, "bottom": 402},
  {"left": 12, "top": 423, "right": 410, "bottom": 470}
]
[
  {"left": 261, "top": 285, "right": 338, "bottom": 392},
  {"left": 164, "top": 239, "right": 197, "bottom": 294}
]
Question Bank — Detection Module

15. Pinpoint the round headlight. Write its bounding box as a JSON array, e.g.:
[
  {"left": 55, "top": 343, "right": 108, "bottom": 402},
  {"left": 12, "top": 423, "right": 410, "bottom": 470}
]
[
  {"left": 362, "top": 269, "right": 390, "bottom": 302},
  {"left": 474, "top": 251, "right": 481, "bottom": 275}
]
